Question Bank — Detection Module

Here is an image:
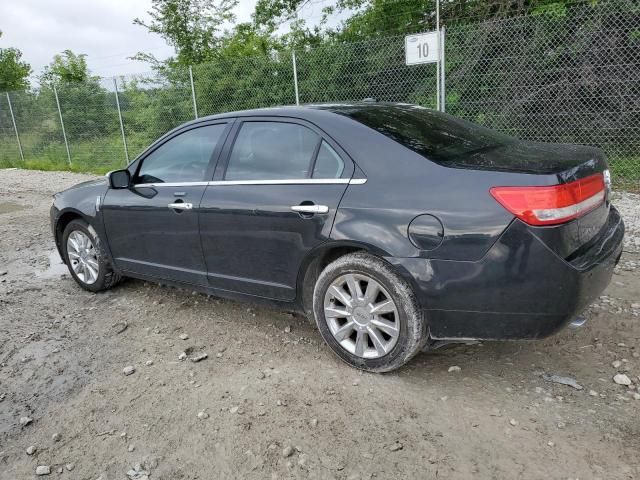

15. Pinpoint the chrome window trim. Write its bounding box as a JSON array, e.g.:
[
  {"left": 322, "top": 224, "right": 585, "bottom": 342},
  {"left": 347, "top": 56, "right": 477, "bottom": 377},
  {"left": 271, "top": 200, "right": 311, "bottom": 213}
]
[
  {"left": 132, "top": 178, "right": 367, "bottom": 188},
  {"left": 134, "top": 182, "right": 210, "bottom": 187},
  {"left": 348, "top": 178, "right": 367, "bottom": 185}
]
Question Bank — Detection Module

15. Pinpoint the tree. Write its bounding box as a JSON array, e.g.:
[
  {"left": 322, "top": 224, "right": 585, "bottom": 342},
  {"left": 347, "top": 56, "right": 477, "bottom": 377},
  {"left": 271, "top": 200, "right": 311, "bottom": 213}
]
[
  {"left": 0, "top": 30, "right": 32, "bottom": 91},
  {"left": 252, "top": 0, "right": 580, "bottom": 41},
  {"left": 38, "top": 50, "right": 116, "bottom": 140},
  {"left": 133, "top": 0, "right": 239, "bottom": 66},
  {"left": 253, "top": 0, "right": 309, "bottom": 31},
  {"left": 39, "top": 50, "right": 91, "bottom": 86}
]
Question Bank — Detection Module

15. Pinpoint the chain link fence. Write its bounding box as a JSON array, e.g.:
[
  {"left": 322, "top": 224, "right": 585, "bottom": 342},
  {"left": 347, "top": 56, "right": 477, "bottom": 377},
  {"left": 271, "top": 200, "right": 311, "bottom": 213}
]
[
  {"left": 117, "top": 69, "right": 194, "bottom": 160},
  {"left": 0, "top": 93, "right": 21, "bottom": 162},
  {"left": 0, "top": 1, "right": 638, "bottom": 188},
  {"left": 295, "top": 36, "right": 441, "bottom": 107},
  {"left": 445, "top": 3, "right": 640, "bottom": 187}
]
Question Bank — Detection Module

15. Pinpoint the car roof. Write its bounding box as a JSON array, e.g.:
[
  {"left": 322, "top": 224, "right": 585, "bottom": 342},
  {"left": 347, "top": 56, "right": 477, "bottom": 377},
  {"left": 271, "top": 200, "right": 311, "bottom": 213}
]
[{"left": 179, "top": 102, "right": 419, "bottom": 127}]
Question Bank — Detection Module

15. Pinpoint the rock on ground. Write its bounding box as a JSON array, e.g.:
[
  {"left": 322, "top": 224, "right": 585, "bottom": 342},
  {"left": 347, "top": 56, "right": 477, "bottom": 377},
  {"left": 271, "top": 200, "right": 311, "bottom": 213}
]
[
  {"left": 35, "top": 465, "right": 50, "bottom": 475},
  {"left": 613, "top": 373, "right": 632, "bottom": 386}
]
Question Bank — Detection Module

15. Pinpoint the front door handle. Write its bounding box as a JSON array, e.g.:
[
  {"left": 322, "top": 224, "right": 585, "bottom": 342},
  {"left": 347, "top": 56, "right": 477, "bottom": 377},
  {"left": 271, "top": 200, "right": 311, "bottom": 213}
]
[
  {"left": 168, "top": 202, "right": 193, "bottom": 210},
  {"left": 290, "top": 205, "right": 329, "bottom": 214}
]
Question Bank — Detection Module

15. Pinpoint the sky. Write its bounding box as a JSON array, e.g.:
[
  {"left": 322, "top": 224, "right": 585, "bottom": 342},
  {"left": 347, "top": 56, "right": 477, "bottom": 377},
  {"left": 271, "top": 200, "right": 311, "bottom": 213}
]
[{"left": 0, "top": 0, "right": 258, "bottom": 78}]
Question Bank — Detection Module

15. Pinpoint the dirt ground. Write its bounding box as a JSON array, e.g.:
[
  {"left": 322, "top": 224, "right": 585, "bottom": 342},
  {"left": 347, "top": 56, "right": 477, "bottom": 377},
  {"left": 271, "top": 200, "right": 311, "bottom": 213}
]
[{"left": 0, "top": 168, "right": 639, "bottom": 480}]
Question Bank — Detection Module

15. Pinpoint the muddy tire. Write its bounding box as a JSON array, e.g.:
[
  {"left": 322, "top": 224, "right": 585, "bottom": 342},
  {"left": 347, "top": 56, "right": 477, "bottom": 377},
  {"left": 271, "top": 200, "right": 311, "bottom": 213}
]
[
  {"left": 312, "top": 252, "right": 427, "bottom": 372},
  {"left": 62, "top": 219, "right": 121, "bottom": 292}
]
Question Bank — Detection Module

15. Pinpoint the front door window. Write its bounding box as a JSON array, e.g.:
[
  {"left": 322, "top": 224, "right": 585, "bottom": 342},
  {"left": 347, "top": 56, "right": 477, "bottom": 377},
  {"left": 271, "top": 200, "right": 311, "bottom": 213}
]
[{"left": 135, "top": 124, "right": 227, "bottom": 184}]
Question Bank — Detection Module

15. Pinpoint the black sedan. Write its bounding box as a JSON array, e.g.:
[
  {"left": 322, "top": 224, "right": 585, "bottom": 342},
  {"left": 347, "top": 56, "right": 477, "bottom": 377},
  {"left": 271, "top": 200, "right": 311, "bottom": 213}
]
[{"left": 50, "top": 103, "right": 624, "bottom": 372}]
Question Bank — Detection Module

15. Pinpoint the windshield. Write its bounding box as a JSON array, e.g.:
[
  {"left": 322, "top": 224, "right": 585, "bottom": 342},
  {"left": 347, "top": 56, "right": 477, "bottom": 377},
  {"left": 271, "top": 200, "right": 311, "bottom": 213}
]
[{"left": 325, "top": 104, "right": 515, "bottom": 164}]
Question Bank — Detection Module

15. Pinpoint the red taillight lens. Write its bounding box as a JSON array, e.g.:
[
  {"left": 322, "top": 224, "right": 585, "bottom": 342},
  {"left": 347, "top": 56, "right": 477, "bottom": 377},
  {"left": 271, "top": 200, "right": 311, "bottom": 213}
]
[{"left": 490, "top": 173, "right": 605, "bottom": 226}]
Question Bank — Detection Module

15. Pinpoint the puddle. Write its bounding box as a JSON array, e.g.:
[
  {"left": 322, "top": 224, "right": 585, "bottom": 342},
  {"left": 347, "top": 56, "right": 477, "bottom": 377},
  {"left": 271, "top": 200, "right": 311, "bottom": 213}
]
[
  {"left": 0, "top": 202, "right": 27, "bottom": 214},
  {"left": 35, "top": 250, "right": 69, "bottom": 279}
]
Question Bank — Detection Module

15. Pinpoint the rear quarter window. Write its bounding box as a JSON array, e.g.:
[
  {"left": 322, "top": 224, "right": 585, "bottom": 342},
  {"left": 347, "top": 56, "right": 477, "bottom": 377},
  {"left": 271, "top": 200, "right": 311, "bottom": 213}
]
[{"left": 312, "top": 141, "right": 344, "bottom": 179}]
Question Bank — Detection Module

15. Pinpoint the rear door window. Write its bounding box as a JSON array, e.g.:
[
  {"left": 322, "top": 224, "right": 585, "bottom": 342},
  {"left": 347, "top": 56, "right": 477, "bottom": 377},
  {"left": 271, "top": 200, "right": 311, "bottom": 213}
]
[{"left": 225, "top": 122, "right": 319, "bottom": 180}]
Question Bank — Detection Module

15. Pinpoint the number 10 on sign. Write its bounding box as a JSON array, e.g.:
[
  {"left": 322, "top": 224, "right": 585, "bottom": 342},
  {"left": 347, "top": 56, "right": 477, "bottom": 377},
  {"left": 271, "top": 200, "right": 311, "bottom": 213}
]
[{"left": 405, "top": 31, "right": 441, "bottom": 65}]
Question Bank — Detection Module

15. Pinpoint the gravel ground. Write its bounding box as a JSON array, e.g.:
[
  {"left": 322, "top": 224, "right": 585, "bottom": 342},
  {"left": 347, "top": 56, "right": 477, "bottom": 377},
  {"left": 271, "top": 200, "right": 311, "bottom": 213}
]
[{"left": 0, "top": 168, "right": 639, "bottom": 480}]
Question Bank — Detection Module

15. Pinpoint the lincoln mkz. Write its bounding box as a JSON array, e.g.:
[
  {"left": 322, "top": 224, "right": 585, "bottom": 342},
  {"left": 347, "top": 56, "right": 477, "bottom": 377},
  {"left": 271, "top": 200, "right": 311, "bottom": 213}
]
[{"left": 50, "top": 103, "right": 624, "bottom": 371}]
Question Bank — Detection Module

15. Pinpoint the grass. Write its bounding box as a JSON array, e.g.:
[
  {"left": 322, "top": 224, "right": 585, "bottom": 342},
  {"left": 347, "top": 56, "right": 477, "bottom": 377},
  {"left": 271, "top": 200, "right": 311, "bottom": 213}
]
[
  {"left": 609, "top": 157, "right": 640, "bottom": 187},
  {"left": 0, "top": 133, "right": 152, "bottom": 175}
]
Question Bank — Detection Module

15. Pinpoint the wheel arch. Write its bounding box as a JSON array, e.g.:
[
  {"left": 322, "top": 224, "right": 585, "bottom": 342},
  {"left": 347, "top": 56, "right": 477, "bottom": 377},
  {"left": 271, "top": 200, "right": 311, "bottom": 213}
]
[
  {"left": 296, "top": 240, "right": 394, "bottom": 316},
  {"left": 54, "top": 209, "right": 92, "bottom": 264}
]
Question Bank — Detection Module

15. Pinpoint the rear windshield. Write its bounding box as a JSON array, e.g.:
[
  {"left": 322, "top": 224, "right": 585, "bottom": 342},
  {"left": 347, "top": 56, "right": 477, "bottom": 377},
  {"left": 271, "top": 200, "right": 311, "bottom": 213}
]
[{"left": 329, "top": 104, "right": 515, "bottom": 164}]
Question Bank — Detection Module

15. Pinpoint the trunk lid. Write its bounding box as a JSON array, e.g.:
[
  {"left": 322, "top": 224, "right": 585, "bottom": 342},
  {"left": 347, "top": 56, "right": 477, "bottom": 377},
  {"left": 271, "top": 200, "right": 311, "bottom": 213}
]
[{"left": 463, "top": 140, "right": 608, "bottom": 182}]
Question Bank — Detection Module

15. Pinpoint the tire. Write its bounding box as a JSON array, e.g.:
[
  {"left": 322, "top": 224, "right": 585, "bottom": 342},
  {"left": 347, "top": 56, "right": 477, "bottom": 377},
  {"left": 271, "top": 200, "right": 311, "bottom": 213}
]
[
  {"left": 312, "top": 252, "right": 427, "bottom": 372},
  {"left": 61, "top": 219, "right": 121, "bottom": 292}
]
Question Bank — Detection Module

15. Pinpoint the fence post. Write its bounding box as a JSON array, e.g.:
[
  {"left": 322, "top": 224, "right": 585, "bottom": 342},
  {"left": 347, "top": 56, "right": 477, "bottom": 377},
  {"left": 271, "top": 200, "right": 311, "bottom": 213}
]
[
  {"left": 53, "top": 84, "right": 72, "bottom": 166},
  {"left": 292, "top": 50, "right": 300, "bottom": 106},
  {"left": 435, "top": 0, "right": 441, "bottom": 111},
  {"left": 189, "top": 66, "right": 199, "bottom": 119},
  {"left": 6, "top": 92, "right": 25, "bottom": 162},
  {"left": 113, "top": 77, "right": 130, "bottom": 165},
  {"left": 440, "top": 26, "right": 446, "bottom": 112}
]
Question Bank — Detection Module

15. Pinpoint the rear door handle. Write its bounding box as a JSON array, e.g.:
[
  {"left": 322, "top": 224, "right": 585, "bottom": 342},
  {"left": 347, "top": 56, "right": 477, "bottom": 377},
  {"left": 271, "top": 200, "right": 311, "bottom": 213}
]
[
  {"left": 290, "top": 205, "right": 329, "bottom": 214},
  {"left": 168, "top": 202, "right": 193, "bottom": 210}
]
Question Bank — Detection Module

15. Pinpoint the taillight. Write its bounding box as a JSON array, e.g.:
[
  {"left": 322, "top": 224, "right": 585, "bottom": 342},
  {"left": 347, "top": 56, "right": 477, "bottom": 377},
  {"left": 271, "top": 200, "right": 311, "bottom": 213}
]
[{"left": 490, "top": 173, "right": 605, "bottom": 226}]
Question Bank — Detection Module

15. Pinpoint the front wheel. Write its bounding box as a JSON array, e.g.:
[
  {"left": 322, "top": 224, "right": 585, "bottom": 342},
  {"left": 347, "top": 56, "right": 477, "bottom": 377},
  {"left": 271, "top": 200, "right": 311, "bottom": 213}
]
[
  {"left": 312, "top": 252, "right": 427, "bottom": 372},
  {"left": 62, "top": 219, "right": 121, "bottom": 292}
]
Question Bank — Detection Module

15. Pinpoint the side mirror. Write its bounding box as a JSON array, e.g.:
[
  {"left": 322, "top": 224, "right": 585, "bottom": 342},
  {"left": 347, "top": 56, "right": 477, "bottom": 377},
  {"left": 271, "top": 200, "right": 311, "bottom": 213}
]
[{"left": 108, "top": 169, "right": 131, "bottom": 189}]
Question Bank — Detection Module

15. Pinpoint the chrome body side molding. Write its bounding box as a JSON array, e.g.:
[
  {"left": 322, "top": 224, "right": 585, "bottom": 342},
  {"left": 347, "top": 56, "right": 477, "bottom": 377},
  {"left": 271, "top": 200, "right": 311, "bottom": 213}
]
[{"left": 133, "top": 178, "right": 367, "bottom": 188}]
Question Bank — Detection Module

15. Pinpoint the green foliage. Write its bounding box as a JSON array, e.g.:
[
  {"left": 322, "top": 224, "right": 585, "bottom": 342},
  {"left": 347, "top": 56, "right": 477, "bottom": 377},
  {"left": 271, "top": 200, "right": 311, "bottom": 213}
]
[
  {"left": 219, "top": 23, "right": 281, "bottom": 57},
  {"left": 531, "top": 2, "right": 567, "bottom": 17},
  {"left": 0, "top": 31, "right": 32, "bottom": 91},
  {"left": 192, "top": 50, "right": 295, "bottom": 115},
  {"left": 118, "top": 73, "right": 194, "bottom": 157},
  {"left": 253, "top": 0, "right": 308, "bottom": 30},
  {"left": 0, "top": 48, "right": 31, "bottom": 91},
  {"left": 39, "top": 50, "right": 91, "bottom": 86},
  {"left": 133, "top": 0, "right": 238, "bottom": 66},
  {"left": 36, "top": 50, "right": 118, "bottom": 141}
]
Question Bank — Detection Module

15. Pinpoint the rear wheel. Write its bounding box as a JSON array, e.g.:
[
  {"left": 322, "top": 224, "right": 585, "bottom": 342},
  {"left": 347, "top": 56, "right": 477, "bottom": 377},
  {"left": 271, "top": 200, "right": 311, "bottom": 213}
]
[
  {"left": 313, "top": 252, "right": 427, "bottom": 372},
  {"left": 62, "top": 219, "right": 121, "bottom": 292}
]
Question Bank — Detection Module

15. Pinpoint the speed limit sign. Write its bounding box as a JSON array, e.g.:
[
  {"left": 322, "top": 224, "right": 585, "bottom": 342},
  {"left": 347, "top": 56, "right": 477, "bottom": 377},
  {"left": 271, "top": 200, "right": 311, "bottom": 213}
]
[{"left": 405, "top": 31, "right": 441, "bottom": 65}]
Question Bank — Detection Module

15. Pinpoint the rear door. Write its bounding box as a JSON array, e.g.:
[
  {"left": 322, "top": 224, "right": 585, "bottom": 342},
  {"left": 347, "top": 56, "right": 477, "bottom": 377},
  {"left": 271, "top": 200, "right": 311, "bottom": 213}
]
[
  {"left": 102, "top": 121, "right": 231, "bottom": 285},
  {"left": 199, "top": 117, "right": 355, "bottom": 300}
]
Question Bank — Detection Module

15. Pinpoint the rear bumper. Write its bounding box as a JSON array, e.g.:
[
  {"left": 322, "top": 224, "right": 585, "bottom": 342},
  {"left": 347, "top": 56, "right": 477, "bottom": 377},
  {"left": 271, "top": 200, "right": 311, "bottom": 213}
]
[{"left": 387, "top": 206, "right": 624, "bottom": 340}]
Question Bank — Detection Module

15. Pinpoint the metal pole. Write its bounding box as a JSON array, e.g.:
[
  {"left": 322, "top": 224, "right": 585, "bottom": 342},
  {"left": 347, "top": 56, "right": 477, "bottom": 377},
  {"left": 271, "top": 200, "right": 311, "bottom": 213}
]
[
  {"left": 6, "top": 92, "right": 25, "bottom": 162},
  {"left": 292, "top": 50, "right": 300, "bottom": 106},
  {"left": 189, "top": 65, "right": 198, "bottom": 119},
  {"left": 113, "top": 77, "right": 130, "bottom": 165},
  {"left": 435, "top": 0, "right": 441, "bottom": 111},
  {"left": 53, "top": 84, "right": 72, "bottom": 166},
  {"left": 440, "top": 26, "right": 446, "bottom": 113}
]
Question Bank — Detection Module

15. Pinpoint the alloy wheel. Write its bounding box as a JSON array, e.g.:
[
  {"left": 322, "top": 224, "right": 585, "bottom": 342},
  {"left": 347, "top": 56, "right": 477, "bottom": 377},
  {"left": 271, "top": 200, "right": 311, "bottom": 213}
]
[
  {"left": 323, "top": 273, "right": 400, "bottom": 359},
  {"left": 66, "top": 230, "right": 99, "bottom": 285}
]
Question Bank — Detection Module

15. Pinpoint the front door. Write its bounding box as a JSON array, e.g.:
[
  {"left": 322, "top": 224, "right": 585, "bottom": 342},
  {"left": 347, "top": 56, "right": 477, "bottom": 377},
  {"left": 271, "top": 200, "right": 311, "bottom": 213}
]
[
  {"left": 199, "top": 118, "right": 354, "bottom": 300},
  {"left": 102, "top": 122, "right": 230, "bottom": 286}
]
